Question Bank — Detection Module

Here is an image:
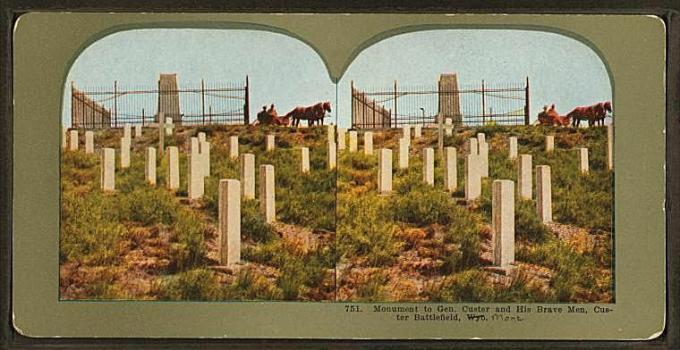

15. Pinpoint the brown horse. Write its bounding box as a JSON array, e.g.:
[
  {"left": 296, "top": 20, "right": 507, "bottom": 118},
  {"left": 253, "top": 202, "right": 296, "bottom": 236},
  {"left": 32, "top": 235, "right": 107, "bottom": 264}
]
[
  {"left": 285, "top": 101, "right": 331, "bottom": 127},
  {"left": 593, "top": 101, "right": 612, "bottom": 126},
  {"left": 568, "top": 101, "right": 612, "bottom": 127}
]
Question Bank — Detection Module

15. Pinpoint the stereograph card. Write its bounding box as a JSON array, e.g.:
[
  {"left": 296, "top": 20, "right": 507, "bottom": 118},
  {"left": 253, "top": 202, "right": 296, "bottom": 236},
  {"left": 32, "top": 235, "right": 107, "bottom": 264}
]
[{"left": 8, "top": 11, "right": 668, "bottom": 341}]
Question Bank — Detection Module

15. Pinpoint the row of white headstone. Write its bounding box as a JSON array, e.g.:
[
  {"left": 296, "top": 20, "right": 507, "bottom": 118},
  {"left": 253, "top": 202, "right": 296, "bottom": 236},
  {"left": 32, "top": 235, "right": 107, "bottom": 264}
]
[
  {"left": 213, "top": 127, "right": 347, "bottom": 267},
  {"left": 214, "top": 126, "right": 344, "bottom": 267},
  {"left": 367, "top": 127, "right": 616, "bottom": 269},
  {"left": 92, "top": 130, "right": 276, "bottom": 229},
  {"left": 206, "top": 166, "right": 277, "bottom": 266},
  {"left": 98, "top": 127, "right": 351, "bottom": 268}
]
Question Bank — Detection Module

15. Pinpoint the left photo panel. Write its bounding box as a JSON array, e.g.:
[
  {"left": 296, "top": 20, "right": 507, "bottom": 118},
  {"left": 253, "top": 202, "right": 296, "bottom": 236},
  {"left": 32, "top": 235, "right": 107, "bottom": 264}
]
[{"left": 59, "top": 29, "right": 338, "bottom": 301}]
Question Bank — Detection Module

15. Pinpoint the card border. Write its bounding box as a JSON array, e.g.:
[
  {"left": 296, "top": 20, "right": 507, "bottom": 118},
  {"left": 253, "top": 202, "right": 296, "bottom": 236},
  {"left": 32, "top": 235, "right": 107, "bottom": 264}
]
[{"left": 1, "top": 2, "right": 678, "bottom": 348}]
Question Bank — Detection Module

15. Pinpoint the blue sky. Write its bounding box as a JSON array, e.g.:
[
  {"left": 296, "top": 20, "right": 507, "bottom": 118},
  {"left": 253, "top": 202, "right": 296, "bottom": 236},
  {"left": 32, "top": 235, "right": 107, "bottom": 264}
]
[{"left": 63, "top": 28, "right": 611, "bottom": 128}]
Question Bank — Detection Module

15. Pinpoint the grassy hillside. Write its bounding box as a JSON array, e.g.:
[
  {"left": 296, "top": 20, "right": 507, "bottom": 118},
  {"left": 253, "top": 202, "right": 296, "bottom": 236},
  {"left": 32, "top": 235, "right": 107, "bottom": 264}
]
[
  {"left": 60, "top": 123, "right": 613, "bottom": 303},
  {"left": 336, "top": 125, "right": 613, "bottom": 303},
  {"left": 60, "top": 125, "right": 336, "bottom": 301}
]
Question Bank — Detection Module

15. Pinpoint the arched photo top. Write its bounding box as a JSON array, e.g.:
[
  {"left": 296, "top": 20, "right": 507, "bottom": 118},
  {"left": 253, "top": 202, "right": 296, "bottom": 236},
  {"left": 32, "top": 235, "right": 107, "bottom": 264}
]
[
  {"left": 62, "top": 28, "right": 336, "bottom": 127},
  {"left": 338, "top": 29, "right": 612, "bottom": 128}
]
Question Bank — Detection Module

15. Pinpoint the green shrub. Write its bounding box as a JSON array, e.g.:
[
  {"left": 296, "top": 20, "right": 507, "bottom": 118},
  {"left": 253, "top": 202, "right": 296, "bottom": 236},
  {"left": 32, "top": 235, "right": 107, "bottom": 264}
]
[
  {"left": 276, "top": 172, "right": 336, "bottom": 232},
  {"left": 222, "top": 268, "right": 283, "bottom": 300},
  {"left": 517, "top": 239, "right": 597, "bottom": 302},
  {"left": 492, "top": 268, "right": 550, "bottom": 302},
  {"left": 62, "top": 150, "right": 99, "bottom": 170},
  {"left": 118, "top": 187, "right": 178, "bottom": 225},
  {"left": 424, "top": 269, "right": 493, "bottom": 302},
  {"left": 167, "top": 210, "right": 206, "bottom": 272},
  {"left": 153, "top": 269, "right": 221, "bottom": 301},
  {"left": 241, "top": 199, "right": 276, "bottom": 243},
  {"left": 391, "top": 185, "right": 459, "bottom": 226},
  {"left": 242, "top": 238, "right": 331, "bottom": 299},
  {"left": 277, "top": 259, "right": 308, "bottom": 300},
  {"left": 515, "top": 199, "right": 551, "bottom": 242},
  {"left": 337, "top": 194, "right": 400, "bottom": 266},
  {"left": 60, "top": 191, "right": 126, "bottom": 265},
  {"left": 346, "top": 152, "right": 376, "bottom": 170},
  {"left": 355, "top": 272, "right": 390, "bottom": 301}
]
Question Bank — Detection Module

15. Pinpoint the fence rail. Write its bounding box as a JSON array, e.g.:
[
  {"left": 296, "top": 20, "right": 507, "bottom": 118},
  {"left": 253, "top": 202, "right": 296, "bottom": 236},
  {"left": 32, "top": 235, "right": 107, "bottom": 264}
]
[
  {"left": 351, "top": 78, "right": 529, "bottom": 129},
  {"left": 71, "top": 77, "right": 250, "bottom": 129}
]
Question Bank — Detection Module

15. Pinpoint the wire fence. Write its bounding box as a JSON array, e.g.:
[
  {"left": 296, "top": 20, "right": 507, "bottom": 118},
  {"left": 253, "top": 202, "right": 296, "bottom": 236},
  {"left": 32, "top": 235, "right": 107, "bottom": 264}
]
[
  {"left": 71, "top": 77, "right": 250, "bottom": 129},
  {"left": 351, "top": 78, "right": 529, "bottom": 129}
]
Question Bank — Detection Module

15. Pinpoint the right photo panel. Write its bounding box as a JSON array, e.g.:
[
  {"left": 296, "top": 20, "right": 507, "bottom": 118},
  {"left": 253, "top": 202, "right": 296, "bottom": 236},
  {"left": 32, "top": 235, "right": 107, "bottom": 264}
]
[{"left": 335, "top": 29, "right": 614, "bottom": 303}]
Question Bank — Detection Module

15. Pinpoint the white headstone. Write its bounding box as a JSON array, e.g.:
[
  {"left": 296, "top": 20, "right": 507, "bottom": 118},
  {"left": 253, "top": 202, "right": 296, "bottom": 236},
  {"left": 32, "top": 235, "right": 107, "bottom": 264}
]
[
  {"left": 134, "top": 125, "right": 142, "bottom": 138},
  {"left": 166, "top": 146, "right": 179, "bottom": 190},
  {"left": 300, "top": 147, "right": 310, "bottom": 173},
  {"left": 100, "top": 148, "right": 115, "bottom": 191},
  {"left": 120, "top": 137, "right": 130, "bottom": 168},
  {"left": 69, "top": 130, "right": 78, "bottom": 151},
  {"left": 517, "top": 154, "right": 532, "bottom": 200},
  {"left": 444, "top": 147, "right": 457, "bottom": 192},
  {"left": 508, "top": 136, "right": 518, "bottom": 160},
  {"left": 259, "top": 164, "right": 276, "bottom": 223},
  {"left": 579, "top": 147, "right": 589, "bottom": 174},
  {"left": 218, "top": 179, "right": 241, "bottom": 266},
  {"left": 187, "top": 140, "right": 204, "bottom": 199},
  {"left": 423, "top": 148, "right": 434, "bottom": 186},
  {"left": 536, "top": 165, "right": 552, "bottom": 223},
  {"left": 363, "top": 131, "right": 373, "bottom": 155},
  {"left": 349, "top": 131, "right": 358, "bottom": 152},
  {"left": 398, "top": 137, "right": 409, "bottom": 169},
  {"left": 492, "top": 179, "right": 515, "bottom": 267},
  {"left": 198, "top": 132, "right": 206, "bottom": 143},
  {"left": 266, "top": 134, "right": 275, "bottom": 151},
  {"left": 545, "top": 135, "right": 555, "bottom": 153},
  {"left": 240, "top": 153, "right": 255, "bottom": 199},
  {"left": 145, "top": 147, "right": 157, "bottom": 186},
  {"left": 229, "top": 136, "right": 239, "bottom": 160},
  {"left": 378, "top": 148, "right": 393, "bottom": 194},
  {"left": 85, "top": 131, "right": 94, "bottom": 154},
  {"left": 465, "top": 154, "right": 481, "bottom": 200}
]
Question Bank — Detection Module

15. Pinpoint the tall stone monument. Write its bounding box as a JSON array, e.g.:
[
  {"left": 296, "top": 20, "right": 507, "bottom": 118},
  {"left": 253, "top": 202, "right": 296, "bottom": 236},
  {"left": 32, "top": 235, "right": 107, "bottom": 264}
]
[
  {"left": 157, "top": 73, "right": 181, "bottom": 124},
  {"left": 438, "top": 73, "right": 462, "bottom": 125}
]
